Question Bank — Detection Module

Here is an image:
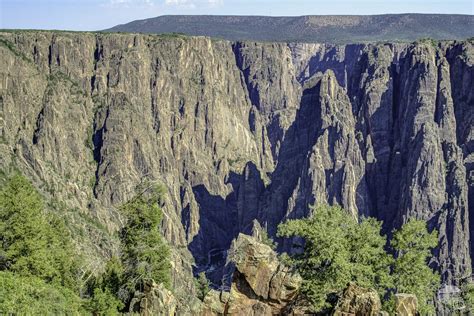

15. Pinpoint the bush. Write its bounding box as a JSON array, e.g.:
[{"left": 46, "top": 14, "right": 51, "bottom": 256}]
[
  {"left": 278, "top": 204, "right": 392, "bottom": 311},
  {"left": 390, "top": 219, "right": 440, "bottom": 314},
  {"left": 86, "top": 287, "right": 124, "bottom": 315},
  {"left": 195, "top": 272, "right": 210, "bottom": 301}
]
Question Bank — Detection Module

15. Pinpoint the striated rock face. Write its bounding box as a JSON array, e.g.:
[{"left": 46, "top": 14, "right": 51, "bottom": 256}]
[
  {"left": 129, "top": 281, "right": 178, "bottom": 316},
  {"left": 201, "top": 234, "right": 304, "bottom": 316},
  {"left": 0, "top": 31, "right": 473, "bottom": 298},
  {"left": 395, "top": 294, "right": 418, "bottom": 316},
  {"left": 333, "top": 283, "right": 382, "bottom": 316}
]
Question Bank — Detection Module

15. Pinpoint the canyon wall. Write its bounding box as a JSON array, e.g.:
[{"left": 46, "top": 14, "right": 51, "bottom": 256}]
[{"left": 0, "top": 32, "right": 472, "bottom": 297}]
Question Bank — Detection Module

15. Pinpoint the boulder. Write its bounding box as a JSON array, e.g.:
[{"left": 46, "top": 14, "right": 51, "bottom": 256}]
[
  {"left": 333, "top": 282, "right": 382, "bottom": 316},
  {"left": 200, "top": 289, "right": 228, "bottom": 315},
  {"left": 202, "top": 233, "right": 305, "bottom": 315},
  {"left": 129, "top": 280, "right": 178, "bottom": 316},
  {"left": 395, "top": 294, "right": 418, "bottom": 316}
]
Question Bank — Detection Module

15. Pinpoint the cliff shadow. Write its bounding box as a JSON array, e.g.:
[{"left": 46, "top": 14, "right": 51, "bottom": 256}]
[
  {"left": 259, "top": 79, "right": 324, "bottom": 240},
  {"left": 188, "top": 162, "right": 265, "bottom": 287}
]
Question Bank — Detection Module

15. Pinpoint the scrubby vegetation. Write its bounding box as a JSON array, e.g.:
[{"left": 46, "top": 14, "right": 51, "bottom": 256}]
[
  {"left": 195, "top": 272, "right": 211, "bottom": 301},
  {"left": 0, "top": 174, "right": 83, "bottom": 313},
  {"left": 85, "top": 183, "right": 172, "bottom": 313},
  {"left": 0, "top": 174, "right": 447, "bottom": 314},
  {"left": 278, "top": 204, "right": 440, "bottom": 314},
  {"left": 0, "top": 174, "right": 172, "bottom": 314}
]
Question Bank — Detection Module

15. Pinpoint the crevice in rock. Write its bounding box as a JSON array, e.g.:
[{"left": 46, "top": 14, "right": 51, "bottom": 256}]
[{"left": 231, "top": 42, "right": 261, "bottom": 110}]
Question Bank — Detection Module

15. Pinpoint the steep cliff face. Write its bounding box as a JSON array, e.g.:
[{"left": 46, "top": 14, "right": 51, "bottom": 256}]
[{"left": 0, "top": 32, "right": 472, "bottom": 294}]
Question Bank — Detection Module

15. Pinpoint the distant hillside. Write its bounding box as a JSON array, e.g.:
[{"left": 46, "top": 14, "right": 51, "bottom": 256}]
[{"left": 105, "top": 14, "right": 474, "bottom": 43}]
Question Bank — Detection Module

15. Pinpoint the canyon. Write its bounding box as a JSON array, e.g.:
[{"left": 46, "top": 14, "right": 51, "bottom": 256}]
[{"left": 0, "top": 31, "right": 473, "bottom": 306}]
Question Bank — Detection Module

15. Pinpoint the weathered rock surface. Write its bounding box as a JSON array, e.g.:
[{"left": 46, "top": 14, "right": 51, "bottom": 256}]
[
  {"left": 201, "top": 234, "right": 304, "bottom": 315},
  {"left": 1, "top": 31, "right": 473, "bottom": 301},
  {"left": 129, "top": 280, "right": 178, "bottom": 316},
  {"left": 333, "top": 283, "right": 382, "bottom": 316},
  {"left": 395, "top": 294, "right": 418, "bottom": 316},
  {"left": 225, "top": 234, "right": 301, "bottom": 314}
]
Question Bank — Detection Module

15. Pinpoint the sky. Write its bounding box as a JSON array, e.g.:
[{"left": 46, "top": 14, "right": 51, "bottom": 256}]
[{"left": 1, "top": 0, "right": 473, "bottom": 31}]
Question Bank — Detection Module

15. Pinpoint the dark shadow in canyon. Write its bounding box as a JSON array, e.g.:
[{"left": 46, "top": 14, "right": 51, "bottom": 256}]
[{"left": 188, "top": 162, "right": 265, "bottom": 287}]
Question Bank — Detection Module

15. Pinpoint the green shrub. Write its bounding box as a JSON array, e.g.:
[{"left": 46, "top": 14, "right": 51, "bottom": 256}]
[
  {"left": 0, "top": 271, "right": 84, "bottom": 315},
  {"left": 195, "top": 272, "right": 210, "bottom": 301},
  {"left": 85, "top": 287, "right": 123, "bottom": 315},
  {"left": 119, "top": 184, "right": 172, "bottom": 296},
  {"left": 390, "top": 219, "right": 440, "bottom": 314},
  {"left": 278, "top": 205, "right": 392, "bottom": 311}
]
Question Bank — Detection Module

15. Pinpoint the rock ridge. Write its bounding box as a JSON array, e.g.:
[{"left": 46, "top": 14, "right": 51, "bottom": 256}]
[{"left": 0, "top": 32, "right": 472, "bottom": 300}]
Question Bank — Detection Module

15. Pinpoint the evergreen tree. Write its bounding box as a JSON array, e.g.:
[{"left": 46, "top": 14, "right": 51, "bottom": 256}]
[
  {"left": 278, "top": 205, "right": 356, "bottom": 311},
  {"left": 348, "top": 217, "right": 393, "bottom": 296},
  {"left": 0, "top": 174, "right": 79, "bottom": 289},
  {"left": 85, "top": 256, "right": 125, "bottom": 314},
  {"left": 0, "top": 174, "right": 83, "bottom": 313},
  {"left": 120, "top": 184, "right": 172, "bottom": 295},
  {"left": 461, "top": 280, "right": 474, "bottom": 312},
  {"left": 195, "top": 272, "right": 210, "bottom": 301},
  {"left": 0, "top": 271, "right": 84, "bottom": 315},
  {"left": 391, "top": 219, "right": 440, "bottom": 314},
  {"left": 278, "top": 204, "right": 433, "bottom": 313},
  {"left": 86, "top": 287, "right": 124, "bottom": 316}
]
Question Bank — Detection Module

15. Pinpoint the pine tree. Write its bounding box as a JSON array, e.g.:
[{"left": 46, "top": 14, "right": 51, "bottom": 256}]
[
  {"left": 278, "top": 204, "right": 357, "bottom": 311},
  {"left": 277, "top": 204, "right": 439, "bottom": 313},
  {"left": 0, "top": 174, "right": 83, "bottom": 313},
  {"left": 0, "top": 174, "right": 79, "bottom": 288},
  {"left": 391, "top": 219, "right": 440, "bottom": 314},
  {"left": 120, "top": 184, "right": 172, "bottom": 295},
  {"left": 195, "top": 272, "right": 210, "bottom": 301}
]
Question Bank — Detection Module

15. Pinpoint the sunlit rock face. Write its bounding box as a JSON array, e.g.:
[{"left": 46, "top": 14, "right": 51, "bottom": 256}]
[{"left": 1, "top": 31, "right": 472, "bottom": 298}]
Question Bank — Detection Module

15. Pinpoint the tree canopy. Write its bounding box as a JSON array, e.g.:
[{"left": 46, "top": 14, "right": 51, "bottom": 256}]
[
  {"left": 119, "top": 184, "right": 172, "bottom": 293},
  {"left": 0, "top": 174, "right": 82, "bottom": 313},
  {"left": 391, "top": 218, "right": 439, "bottom": 314},
  {"left": 277, "top": 204, "right": 440, "bottom": 313}
]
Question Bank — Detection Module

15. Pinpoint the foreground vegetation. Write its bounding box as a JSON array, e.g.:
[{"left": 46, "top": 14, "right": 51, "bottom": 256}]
[
  {"left": 0, "top": 174, "right": 171, "bottom": 314},
  {"left": 278, "top": 204, "right": 440, "bottom": 314},
  {"left": 1, "top": 173, "right": 473, "bottom": 314}
]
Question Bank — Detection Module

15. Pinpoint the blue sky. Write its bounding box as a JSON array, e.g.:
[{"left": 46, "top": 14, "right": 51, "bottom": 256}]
[{"left": 1, "top": 0, "right": 473, "bottom": 31}]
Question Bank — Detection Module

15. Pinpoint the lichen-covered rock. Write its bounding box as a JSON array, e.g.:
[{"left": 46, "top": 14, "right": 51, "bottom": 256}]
[
  {"left": 395, "top": 294, "right": 418, "bottom": 316},
  {"left": 333, "top": 282, "right": 382, "bottom": 316},
  {"left": 129, "top": 280, "right": 178, "bottom": 316},
  {"left": 199, "top": 290, "right": 229, "bottom": 315},
  {"left": 200, "top": 234, "right": 303, "bottom": 315}
]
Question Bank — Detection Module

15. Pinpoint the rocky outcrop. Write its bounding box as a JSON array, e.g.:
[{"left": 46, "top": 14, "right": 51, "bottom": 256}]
[
  {"left": 129, "top": 281, "right": 178, "bottom": 316},
  {"left": 224, "top": 234, "right": 302, "bottom": 314},
  {"left": 1, "top": 31, "right": 473, "bottom": 300},
  {"left": 333, "top": 283, "right": 382, "bottom": 316},
  {"left": 395, "top": 294, "right": 418, "bottom": 316},
  {"left": 200, "top": 234, "right": 304, "bottom": 315}
]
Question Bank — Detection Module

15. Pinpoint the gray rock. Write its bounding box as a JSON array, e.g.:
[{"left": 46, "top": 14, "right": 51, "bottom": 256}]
[{"left": 1, "top": 32, "right": 473, "bottom": 303}]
